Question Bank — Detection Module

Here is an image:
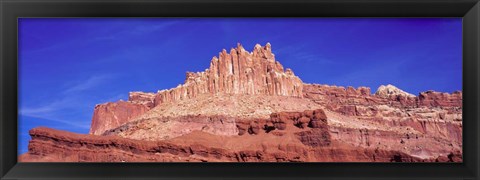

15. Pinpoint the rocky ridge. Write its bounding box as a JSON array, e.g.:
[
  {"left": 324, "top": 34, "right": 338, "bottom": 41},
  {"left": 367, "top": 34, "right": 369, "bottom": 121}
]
[
  {"left": 90, "top": 43, "right": 304, "bottom": 135},
  {"left": 21, "top": 43, "right": 462, "bottom": 162},
  {"left": 153, "top": 43, "right": 303, "bottom": 106},
  {"left": 303, "top": 84, "right": 462, "bottom": 159},
  {"left": 376, "top": 84, "right": 416, "bottom": 98}
]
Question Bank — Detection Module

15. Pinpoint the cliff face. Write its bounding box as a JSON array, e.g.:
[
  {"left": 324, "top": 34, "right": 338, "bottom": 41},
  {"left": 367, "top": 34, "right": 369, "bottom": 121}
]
[
  {"left": 21, "top": 113, "right": 460, "bottom": 162},
  {"left": 102, "top": 115, "right": 240, "bottom": 141},
  {"left": 153, "top": 43, "right": 303, "bottom": 106},
  {"left": 418, "top": 90, "right": 462, "bottom": 108},
  {"left": 303, "top": 84, "right": 462, "bottom": 158},
  {"left": 89, "top": 43, "right": 304, "bottom": 135},
  {"left": 303, "top": 83, "right": 462, "bottom": 110},
  {"left": 22, "top": 43, "right": 462, "bottom": 162},
  {"left": 128, "top": 92, "right": 156, "bottom": 108},
  {"left": 89, "top": 101, "right": 152, "bottom": 135}
]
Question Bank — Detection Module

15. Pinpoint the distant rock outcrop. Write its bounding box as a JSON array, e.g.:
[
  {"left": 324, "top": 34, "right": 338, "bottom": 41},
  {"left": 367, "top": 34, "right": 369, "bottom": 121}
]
[
  {"left": 375, "top": 84, "right": 415, "bottom": 98},
  {"left": 303, "top": 83, "right": 462, "bottom": 157},
  {"left": 418, "top": 90, "right": 462, "bottom": 108}
]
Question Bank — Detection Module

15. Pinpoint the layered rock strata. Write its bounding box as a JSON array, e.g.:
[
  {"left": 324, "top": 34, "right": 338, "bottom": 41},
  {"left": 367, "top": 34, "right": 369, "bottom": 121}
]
[
  {"left": 21, "top": 43, "right": 462, "bottom": 163},
  {"left": 303, "top": 83, "right": 462, "bottom": 110},
  {"left": 153, "top": 43, "right": 303, "bottom": 106},
  {"left": 20, "top": 123, "right": 460, "bottom": 162},
  {"left": 303, "top": 84, "right": 462, "bottom": 158},
  {"left": 128, "top": 92, "right": 156, "bottom": 108},
  {"left": 89, "top": 101, "right": 151, "bottom": 135},
  {"left": 102, "top": 115, "right": 239, "bottom": 141},
  {"left": 90, "top": 43, "right": 304, "bottom": 135}
]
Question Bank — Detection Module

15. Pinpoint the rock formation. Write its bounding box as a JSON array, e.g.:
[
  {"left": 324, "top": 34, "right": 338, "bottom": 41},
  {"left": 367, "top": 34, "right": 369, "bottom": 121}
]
[
  {"left": 128, "top": 92, "right": 156, "bottom": 108},
  {"left": 153, "top": 43, "right": 303, "bottom": 107},
  {"left": 303, "top": 83, "right": 462, "bottom": 159},
  {"left": 89, "top": 43, "right": 304, "bottom": 135},
  {"left": 418, "top": 90, "right": 462, "bottom": 108},
  {"left": 102, "top": 115, "right": 239, "bottom": 141},
  {"left": 21, "top": 126, "right": 403, "bottom": 162},
  {"left": 89, "top": 101, "right": 152, "bottom": 135},
  {"left": 376, "top": 84, "right": 416, "bottom": 98},
  {"left": 21, "top": 43, "right": 462, "bottom": 162},
  {"left": 20, "top": 117, "right": 460, "bottom": 162}
]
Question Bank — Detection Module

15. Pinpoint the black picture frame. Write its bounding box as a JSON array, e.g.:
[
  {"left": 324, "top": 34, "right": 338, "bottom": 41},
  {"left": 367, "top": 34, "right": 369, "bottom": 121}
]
[{"left": 1, "top": 0, "right": 479, "bottom": 179}]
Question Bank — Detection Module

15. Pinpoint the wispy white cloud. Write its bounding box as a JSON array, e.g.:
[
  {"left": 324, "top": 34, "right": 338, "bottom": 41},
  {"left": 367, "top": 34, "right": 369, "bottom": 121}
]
[
  {"left": 22, "top": 114, "right": 91, "bottom": 130},
  {"left": 62, "top": 74, "right": 116, "bottom": 94},
  {"left": 20, "top": 74, "right": 119, "bottom": 129},
  {"left": 20, "top": 97, "right": 73, "bottom": 115}
]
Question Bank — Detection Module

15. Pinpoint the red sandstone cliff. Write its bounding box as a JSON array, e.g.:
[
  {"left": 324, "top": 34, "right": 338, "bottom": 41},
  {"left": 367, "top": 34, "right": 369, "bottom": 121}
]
[
  {"left": 21, "top": 43, "right": 462, "bottom": 162},
  {"left": 89, "top": 43, "right": 303, "bottom": 135},
  {"left": 89, "top": 101, "right": 151, "bottom": 135},
  {"left": 303, "top": 84, "right": 462, "bottom": 158},
  {"left": 20, "top": 110, "right": 460, "bottom": 162},
  {"left": 153, "top": 43, "right": 303, "bottom": 106}
]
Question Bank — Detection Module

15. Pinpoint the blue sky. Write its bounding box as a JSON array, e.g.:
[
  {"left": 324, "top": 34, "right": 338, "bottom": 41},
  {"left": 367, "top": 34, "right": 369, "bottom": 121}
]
[{"left": 18, "top": 18, "right": 462, "bottom": 154}]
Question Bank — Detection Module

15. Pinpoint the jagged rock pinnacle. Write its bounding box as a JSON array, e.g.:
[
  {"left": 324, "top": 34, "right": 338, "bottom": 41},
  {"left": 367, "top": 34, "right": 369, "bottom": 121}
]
[
  {"left": 152, "top": 43, "right": 304, "bottom": 106},
  {"left": 375, "top": 84, "right": 415, "bottom": 98}
]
